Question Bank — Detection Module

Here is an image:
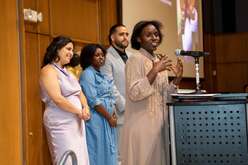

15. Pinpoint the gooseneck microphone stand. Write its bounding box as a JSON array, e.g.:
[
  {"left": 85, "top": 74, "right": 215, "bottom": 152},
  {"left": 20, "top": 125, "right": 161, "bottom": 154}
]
[
  {"left": 194, "top": 56, "right": 202, "bottom": 93},
  {"left": 175, "top": 49, "right": 209, "bottom": 94}
]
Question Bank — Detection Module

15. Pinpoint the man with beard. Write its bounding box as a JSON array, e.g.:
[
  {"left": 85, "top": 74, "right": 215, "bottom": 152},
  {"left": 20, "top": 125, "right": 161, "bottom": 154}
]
[{"left": 100, "top": 24, "right": 132, "bottom": 162}]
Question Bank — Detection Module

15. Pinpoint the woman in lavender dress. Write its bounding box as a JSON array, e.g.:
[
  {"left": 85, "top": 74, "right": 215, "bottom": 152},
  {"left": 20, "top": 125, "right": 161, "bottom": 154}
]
[{"left": 40, "top": 36, "right": 90, "bottom": 165}]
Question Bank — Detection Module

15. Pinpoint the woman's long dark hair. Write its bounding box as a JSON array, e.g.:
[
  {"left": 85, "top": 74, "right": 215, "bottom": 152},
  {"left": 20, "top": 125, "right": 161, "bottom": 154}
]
[
  {"left": 42, "top": 36, "right": 73, "bottom": 67},
  {"left": 80, "top": 44, "right": 106, "bottom": 70},
  {"left": 65, "top": 53, "right": 80, "bottom": 67}
]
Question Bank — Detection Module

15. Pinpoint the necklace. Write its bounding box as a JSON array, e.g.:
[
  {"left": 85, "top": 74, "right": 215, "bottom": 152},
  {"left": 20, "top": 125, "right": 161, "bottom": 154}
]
[{"left": 52, "top": 63, "right": 69, "bottom": 77}]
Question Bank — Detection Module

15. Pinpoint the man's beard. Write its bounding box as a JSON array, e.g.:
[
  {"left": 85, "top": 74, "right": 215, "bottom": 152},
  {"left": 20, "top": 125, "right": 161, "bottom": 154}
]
[{"left": 115, "top": 41, "right": 128, "bottom": 49}]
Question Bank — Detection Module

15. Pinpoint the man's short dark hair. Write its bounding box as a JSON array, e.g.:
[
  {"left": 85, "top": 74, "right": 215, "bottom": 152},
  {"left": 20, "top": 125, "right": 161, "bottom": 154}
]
[{"left": 108, "top": 24, "right": 126, "bottom": 45}]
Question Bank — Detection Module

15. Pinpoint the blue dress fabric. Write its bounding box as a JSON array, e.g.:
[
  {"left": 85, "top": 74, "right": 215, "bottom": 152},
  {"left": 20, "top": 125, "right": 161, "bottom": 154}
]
[{"left": 79, "top": 66, "right": 117, "bottom": 165}]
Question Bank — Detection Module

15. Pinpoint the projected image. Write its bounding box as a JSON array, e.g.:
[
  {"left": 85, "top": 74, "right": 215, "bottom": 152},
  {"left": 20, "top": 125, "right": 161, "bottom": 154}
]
[
  {"left": 177, "top": 0, "right": 199, "bottom": 51},
  {"left": 160, "top": 0, "right": 172, "bottom": 6}
]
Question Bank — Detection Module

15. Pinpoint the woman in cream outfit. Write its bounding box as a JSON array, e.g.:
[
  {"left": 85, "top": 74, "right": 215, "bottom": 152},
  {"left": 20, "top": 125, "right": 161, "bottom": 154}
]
[{"left": 120, "top": 20, "right": 183, "bottom": 165}]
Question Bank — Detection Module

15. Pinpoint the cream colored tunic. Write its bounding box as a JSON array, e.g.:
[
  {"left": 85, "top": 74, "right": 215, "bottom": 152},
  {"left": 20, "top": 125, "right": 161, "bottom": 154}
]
[{"left": 120, "top": 48, "right": 176, "bottom": 165}]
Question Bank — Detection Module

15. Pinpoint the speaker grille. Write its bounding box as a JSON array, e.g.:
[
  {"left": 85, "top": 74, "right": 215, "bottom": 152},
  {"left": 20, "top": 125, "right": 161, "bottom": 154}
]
[{"left": 173, "top": 103, "right": 248, "bottom": 165}]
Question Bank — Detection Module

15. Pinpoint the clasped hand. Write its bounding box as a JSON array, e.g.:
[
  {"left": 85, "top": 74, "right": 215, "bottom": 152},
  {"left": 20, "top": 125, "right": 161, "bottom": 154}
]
[
  {"left": 153, "top": 55, "right": 183, "bottom": 85},
  {"left": 108, "top": 112, "right": 117, "bottom": 128},
  {"left": 78, "top": 109, "right": 90, "bottom": 121},
  {"left": 153, "top": 55, "right": 172, "bottom": 73}
]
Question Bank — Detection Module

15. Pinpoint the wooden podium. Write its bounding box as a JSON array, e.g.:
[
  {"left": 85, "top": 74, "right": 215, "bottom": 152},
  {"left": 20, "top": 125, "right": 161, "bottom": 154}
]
[{"left": 168, "top": 93, "right": 248, "bottom": 165}]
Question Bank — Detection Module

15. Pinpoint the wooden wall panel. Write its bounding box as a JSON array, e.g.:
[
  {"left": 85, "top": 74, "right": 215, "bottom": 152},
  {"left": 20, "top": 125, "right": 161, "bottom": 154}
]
[
  {"left": 99, "top": 0, "right": 118, "bottom": 45},
  {"left": 202, "top": 1, "right": 248, "bottom": 93},
  {"left": 216, "top": 63, "right": 248, "bottom": 92},
  {"left": 23, "top": 0, "right": 50, "bottom": 34},
  {"left": 74, "top": 41, "right": 88, "bottom": 54},
  {"left": 22, "top": 0, "right": 118, "bottom": 164},
  {"left": 50, "top": 0, "right": 100, "bottom": 43},
  {"left": 39, "top": 35, "right": 51, "bottom": 64},
  {"left": 37, "top": 0, "right": 50, "bottom": 34},
  {"left": 23, "top": 0, "right": 37, "bottom": 33},
  {"left": 0, "top": 0, "right": 22, "bottom": 164},
  {"left": 215, "top": 33, "right": 248, "bottom": 63},
  {"left": 38, "top": 36, "right": 53, "bottom": 165},
  {"left": 203, "top": 32, "right": 248, "bottom": 92},
  {"left": 23, "top": 0, "right": 36, "bottom": 8},
  {"left": 23, "top": 33, "right": 51, "bottom": 165},
  {"left": 24, "top": 32, "right": 43, "bottom": 165},
  {"left": 204, "top": 30, "right": 248, "bottom": 92},
  {"left": 203, "top": 33, "right": 217, "bottom": 92}
]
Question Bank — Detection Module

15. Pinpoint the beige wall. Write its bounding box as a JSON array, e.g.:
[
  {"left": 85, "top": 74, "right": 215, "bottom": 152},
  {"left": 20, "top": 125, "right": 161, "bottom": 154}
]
[{"left": 0, "top": 0, "right": 22, "bottom": 164}]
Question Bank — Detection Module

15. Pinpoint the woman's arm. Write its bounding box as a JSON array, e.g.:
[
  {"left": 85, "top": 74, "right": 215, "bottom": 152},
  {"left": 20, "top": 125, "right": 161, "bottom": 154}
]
[
  {"left": 171, "top": 58, "right": 183, "bottom": 86},
  {"left": 79, "top": 91, "right": 90, "bottom": 120},
  {"left": 126, "top": 56, "right": 154, "bottom": 101},
  {"left": 40, "top": 66, "right": 83, "bottom": 116},
  {"left": 126, "top": 55, "right": 172, "bottom": 102},
  {"left": 94, "top": 104, "right": 117, "bottom": 127},
  {"left": 79, "top": 70, "right": 116, "bottom": 127}
]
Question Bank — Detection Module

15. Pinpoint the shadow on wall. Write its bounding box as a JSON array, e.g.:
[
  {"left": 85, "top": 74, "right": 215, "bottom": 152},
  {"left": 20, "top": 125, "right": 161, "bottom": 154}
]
[{"left": 244, "top": 84, "right": 248, "bottom": 93}]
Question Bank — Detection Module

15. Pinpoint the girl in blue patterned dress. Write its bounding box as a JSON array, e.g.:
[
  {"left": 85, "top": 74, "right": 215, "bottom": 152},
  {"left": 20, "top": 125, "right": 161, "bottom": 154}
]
[{"left": 79, "top": 44, "right": 118, "bottom": 165}]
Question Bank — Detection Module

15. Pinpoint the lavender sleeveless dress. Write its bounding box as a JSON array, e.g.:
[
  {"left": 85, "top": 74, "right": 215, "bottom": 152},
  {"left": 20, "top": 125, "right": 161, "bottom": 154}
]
[{"left": 40, "top": 64, "right": 89, "bottom": 165}]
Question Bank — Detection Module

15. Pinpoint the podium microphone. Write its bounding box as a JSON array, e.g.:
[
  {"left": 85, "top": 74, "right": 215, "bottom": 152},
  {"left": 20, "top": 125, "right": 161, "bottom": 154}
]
[{"left": 175, "top": 49, "right": 209, "bottom": 57}]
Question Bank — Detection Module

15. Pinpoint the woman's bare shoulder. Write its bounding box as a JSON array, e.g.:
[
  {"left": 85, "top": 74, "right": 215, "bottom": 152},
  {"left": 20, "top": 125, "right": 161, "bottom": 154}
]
[{"left": 40, "top": 64, "right": 57, "bottom": 76}]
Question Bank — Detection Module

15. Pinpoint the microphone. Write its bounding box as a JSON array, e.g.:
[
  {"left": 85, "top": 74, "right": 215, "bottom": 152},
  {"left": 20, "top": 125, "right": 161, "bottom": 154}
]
[{"left": 175, "top": 49, "right": 209, "bottom": 57}]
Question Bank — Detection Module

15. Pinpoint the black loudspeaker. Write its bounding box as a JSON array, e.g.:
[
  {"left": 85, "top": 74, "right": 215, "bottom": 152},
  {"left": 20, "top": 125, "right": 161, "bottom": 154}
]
[{"left": 203, "top": 0, "right": 248, "bottom": 33}]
